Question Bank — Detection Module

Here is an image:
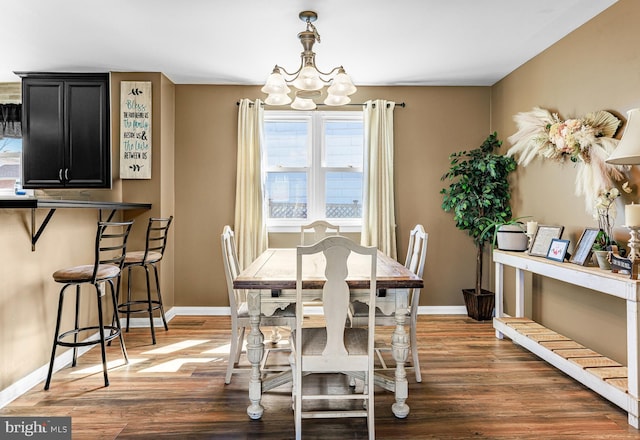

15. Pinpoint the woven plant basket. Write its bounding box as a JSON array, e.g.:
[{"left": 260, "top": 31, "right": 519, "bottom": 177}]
[{"left": 462, "top": 288, "right": 495, "bottom": 321}]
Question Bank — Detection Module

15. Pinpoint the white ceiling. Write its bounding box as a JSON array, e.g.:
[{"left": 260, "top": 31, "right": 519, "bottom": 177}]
[{"left": 2, "top": 0, "right": 618, "bottom": 86}]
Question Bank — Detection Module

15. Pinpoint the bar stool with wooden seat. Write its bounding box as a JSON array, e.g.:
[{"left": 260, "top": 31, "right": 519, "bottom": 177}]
[
  {"left": 117, "top": 216, "right": 173, "bottom": 345},
  {"left": 44, "top": 220, "right": 134, "bottom": 390}
]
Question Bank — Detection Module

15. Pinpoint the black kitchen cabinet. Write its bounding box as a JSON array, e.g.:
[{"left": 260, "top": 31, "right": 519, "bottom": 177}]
[{"left": 18, "top": 72, "right": 111, "bottom": 188}]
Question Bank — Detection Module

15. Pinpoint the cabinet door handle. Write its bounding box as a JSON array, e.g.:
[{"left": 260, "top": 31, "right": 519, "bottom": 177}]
[
  {"left": 59, "top": 169, "right": 63, "bottom": 181},
  {"left": 64, "top": 169, "right": 69, "bottom": 181}
]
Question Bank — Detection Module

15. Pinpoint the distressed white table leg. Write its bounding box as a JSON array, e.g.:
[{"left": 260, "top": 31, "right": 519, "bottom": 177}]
[
  {"left": 494, "top": 260, "right": 504, "bottom": 339},
  {"left": 627, "top": 298, "right": 640, "bottom": 428},
  {"left": 391, "top": 289, "right": 410, "bottom": 418},
  {"left": 246, "top": 290, "right": 265, "bottom": 419}
]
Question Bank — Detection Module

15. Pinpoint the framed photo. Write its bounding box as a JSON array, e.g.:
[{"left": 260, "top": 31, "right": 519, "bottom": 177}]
[
  {"left": 546, "top": 239, "right": 570, "bottom": 262},
  {"left": 569, "top": 227, "right": 600, "bottom": 266},
  {"left": 529, "top": 225, "right": 564, "bottom": 257}
]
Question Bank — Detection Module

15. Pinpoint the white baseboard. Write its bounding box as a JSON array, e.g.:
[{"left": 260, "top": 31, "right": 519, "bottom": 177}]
[
  {"left": 0, "top": 305, "right": 467, "bottom": 409},
  {"left": 0, "top": 338, "right": 96, "bottom": 409}
]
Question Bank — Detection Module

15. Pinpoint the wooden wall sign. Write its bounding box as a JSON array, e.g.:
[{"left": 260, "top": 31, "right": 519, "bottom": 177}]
[{"left": 120, "top": 81, "right": 152, "bottom": 179}]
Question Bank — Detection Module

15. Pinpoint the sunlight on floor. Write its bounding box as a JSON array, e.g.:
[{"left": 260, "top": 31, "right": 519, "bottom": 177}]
[
  {"left": 141, "top": 339, "right": 210, "bottom": 355},
  {"left": 70, "top": 358, "right": 146, "bottom": 375},
  {"left": 139, "top": 357, "right": 224, "bottom": 373}
]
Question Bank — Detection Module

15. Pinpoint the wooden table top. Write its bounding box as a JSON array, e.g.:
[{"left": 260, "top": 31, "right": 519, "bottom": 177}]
[{"left": 234, "top": 248, "right": 423, "bottom": 290}]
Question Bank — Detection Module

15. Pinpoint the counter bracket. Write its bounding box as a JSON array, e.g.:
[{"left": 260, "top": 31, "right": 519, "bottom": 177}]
[{"left": 31, "top": 208, "right": 56, "bottom": 251}]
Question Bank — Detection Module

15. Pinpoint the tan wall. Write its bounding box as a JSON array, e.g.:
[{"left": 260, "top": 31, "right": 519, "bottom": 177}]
[
  {"left": 174, "top": 85, "right": 491, "bottom": 308},
  {"left": 110, "top": 72, "right": 176, "bottom": 311},
  {"left": 491, "top": 0, "right": 640, "bottom": 363}
]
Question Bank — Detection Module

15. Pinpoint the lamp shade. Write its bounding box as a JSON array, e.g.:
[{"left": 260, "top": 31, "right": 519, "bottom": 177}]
[
  {"left": 291, "top": 96, "right": 316, "bottom": 110},
  {"left": 265, "top": 93, "right": 292, "bottom": 106},
  {"left": 292, "top": 66, "right": 324, "bottom": 91},
  {"left": 261, "top": 70, "right": 291, "bottom": 95},
  {"left": 327, "top": 71, "right": 357, "bottom": 96},
  {"left": 324, "top": 94, "right": 350, "bottom": 106},
  {"left": 606, "top": 108, "right": 640, "bottom": 165}
]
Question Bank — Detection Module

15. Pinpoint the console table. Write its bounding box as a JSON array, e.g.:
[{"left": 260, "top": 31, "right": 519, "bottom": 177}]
[{"left": 493, "top": 249, "right": 640, "bottom": 428}]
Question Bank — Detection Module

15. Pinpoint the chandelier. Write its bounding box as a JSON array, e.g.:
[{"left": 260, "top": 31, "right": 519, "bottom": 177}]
[{"left": 261, "top": 11, "right": 357, "bottom": 110}]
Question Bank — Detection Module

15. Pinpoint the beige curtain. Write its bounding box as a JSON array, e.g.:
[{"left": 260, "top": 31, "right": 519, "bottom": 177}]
[
  {"left": 361, "top": 100, "right": 397, "bottom": 259},
  {"left": 234, "top": 99, "right": 268, "bottom": 269}
]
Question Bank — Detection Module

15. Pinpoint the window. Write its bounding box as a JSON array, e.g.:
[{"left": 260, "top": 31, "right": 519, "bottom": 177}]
[
  {"left": 263, "top": 111, "right": 364, "bottom": 231},
  {"left": 0, "top": 137, "right": 22, "bottom": 195}
]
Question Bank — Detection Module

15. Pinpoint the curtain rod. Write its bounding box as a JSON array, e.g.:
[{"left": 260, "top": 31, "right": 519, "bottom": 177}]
[{"left": 237, "top": 101, "right": 405, "bottom": 108}]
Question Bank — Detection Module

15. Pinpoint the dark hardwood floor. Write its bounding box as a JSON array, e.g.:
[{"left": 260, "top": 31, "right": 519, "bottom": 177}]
[{"left": 2, "top": 315, "right": 640, "bottom": 439}]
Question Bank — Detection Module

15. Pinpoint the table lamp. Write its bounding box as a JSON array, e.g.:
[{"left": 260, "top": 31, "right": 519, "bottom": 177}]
[{"left": 607, "top": 108, "right": 640, "bottom": 277}]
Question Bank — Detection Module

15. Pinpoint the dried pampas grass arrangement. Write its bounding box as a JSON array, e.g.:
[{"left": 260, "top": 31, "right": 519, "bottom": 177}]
[{"left": 506, "top": 107, "right": 627, "bottom": 211}]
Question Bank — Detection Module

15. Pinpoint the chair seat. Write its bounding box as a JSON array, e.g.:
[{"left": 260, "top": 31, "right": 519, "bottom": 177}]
[
  {"left": 53, "top": 264, "right": 120, "bottom": 283},
  {"left": 124, "top": 250, "right": 163, "bottom": 265},
  {"left": 295, "top": 327, "right": 369, "bottom": 356}
]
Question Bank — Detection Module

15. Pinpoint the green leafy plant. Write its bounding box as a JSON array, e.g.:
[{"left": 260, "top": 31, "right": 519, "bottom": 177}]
[{"left": 440, "top": 132, "right": 517, "bottom": 295}]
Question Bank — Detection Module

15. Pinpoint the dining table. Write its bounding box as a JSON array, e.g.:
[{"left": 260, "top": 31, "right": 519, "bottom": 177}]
[{"left": 233, "top": 247, "right": 424, "bottom": 420}]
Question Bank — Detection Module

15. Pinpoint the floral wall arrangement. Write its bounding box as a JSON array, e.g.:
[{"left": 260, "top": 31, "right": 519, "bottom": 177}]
[{"left": 506, "top": 107, "right": 628, "bottom": 211}]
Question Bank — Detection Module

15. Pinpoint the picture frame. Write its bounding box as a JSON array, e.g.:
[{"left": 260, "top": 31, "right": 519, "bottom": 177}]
[
  {"left": 529, "top": 225, "right": 564, "bottom": 257},
  {"left": 569, "top": 227, "right": 600, "bottom": 266},
  {"left": 546, "top": 238, "right": 570, "bottom": 262}
]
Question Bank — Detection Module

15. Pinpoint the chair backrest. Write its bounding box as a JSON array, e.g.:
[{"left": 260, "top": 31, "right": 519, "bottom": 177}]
[
  {"left": 93, "top": 220, "right": 134, "bottom": 283},
  {"left": 300, "top": 220, "right": 340, "bottom": 245},
  {"left": 404, "top": 224, "right": 428, "bottom": 307},
  {"left": 404, "top": 224, "right": 428, "bottom": 278},
  {"left": 142, "top": 216, "right": 173, "bottom": 262},
  {"left": 296, "top": 236, "right": 377, "bottom": 367},
  {"left": 221, "top": 225, "right": 242, "bottom": 313}
]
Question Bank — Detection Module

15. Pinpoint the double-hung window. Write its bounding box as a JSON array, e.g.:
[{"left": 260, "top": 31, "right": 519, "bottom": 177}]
[{"left": 263, "top": 110, "right": 364, "bottom": 232}]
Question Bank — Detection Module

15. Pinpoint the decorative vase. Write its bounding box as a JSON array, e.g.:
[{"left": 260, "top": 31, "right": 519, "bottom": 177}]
[
  {"left": 496, "top": 224, "right": 529, "bottom": 251},
  {"left": 593, "top": 250, "right": 611, "bottom": 270},
  {"left": 462, "top": 288, "right": 495, "bottom": 321}
]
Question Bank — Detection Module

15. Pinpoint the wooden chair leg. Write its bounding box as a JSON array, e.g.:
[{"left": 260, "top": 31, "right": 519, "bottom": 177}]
[{"left": 411, "top": 318, "right": 421, "bottom": 382}]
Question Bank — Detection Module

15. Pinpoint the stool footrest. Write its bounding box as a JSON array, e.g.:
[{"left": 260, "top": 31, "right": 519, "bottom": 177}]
[
  {"left": 57, "top": 326, "right": 121, "bottom": 347},
  {"left": 117, "top": 300, "right": 163, "bottom": 314}
]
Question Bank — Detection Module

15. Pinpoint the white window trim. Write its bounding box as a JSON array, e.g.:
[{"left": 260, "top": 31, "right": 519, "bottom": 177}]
[{"left": 263, "top": 110, "right": 363, "bottom": 233}]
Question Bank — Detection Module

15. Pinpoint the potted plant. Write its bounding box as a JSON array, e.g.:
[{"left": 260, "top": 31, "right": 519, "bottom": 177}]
[
  {"left": 591, "top": 184, "right": 631, "bottom": 269},
  {"left": 440, "top": 132, "right": 517, "bottom": 320},
  {"left": 480, "top": 217, "right": 531, "bottom": 252}
]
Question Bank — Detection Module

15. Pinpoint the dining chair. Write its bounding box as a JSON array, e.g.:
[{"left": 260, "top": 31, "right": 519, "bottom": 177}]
[
  {"left": 221, "top": 225, "right": 295, "bottom": 384},
  {"left": 300, "top": 220, "right": 340, "bottom": 245},
  {"left": 45, "top": 220, "right": 134, "bottom": 390},
  {"left": 349, "top": 224, "right": 428, "bottom": 382},
  {"left": 291, "top": 236, "right": 377, "bottom": 440},
  {"left": 117, "top": 216, "right": 173, "bottom": 345}
]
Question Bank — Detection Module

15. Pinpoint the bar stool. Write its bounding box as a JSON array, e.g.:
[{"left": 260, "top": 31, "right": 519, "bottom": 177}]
[
  {"left": 117, "top": 216, "right": 173, "bottom": 344},
  {"left": 44, "top": 220, "right": 134, "bottom": 390}
]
